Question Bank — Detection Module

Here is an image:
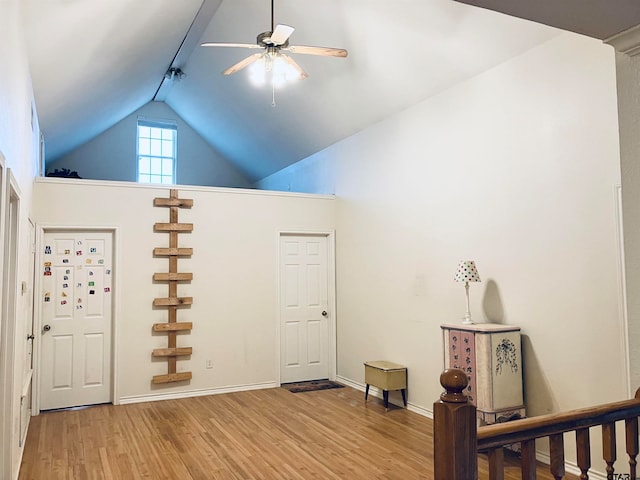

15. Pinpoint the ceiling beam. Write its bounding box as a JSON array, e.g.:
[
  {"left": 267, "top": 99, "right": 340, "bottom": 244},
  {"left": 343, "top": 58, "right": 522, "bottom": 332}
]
[{"left": 154, "top": 0, "right": 223, "bottom": 101}]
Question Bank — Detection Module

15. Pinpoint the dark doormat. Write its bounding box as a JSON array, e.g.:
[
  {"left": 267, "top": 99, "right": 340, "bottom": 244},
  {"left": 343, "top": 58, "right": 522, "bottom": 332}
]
[{"left": 281, "top": 379, "right": 345, "bottom": 393}]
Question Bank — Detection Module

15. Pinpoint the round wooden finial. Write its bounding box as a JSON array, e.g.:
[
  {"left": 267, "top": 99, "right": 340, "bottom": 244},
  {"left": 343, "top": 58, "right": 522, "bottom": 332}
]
[{"left": 440, "top": 368, "right": 470, "bottom": 403}]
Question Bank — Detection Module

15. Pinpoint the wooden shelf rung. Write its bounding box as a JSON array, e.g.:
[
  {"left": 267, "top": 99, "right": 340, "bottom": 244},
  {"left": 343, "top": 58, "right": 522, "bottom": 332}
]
[
  {"left": 153, "top": 272, "right": 193, "bottom": 281},
  {"left": 153, "top": 322, "right": 193, "bottom": 332},
  {"left": 154, "top": 198, "right": 194, "bottom": 208},
  {"left": 152, "top": 347, "right": 193, "bottom": 357},
  {"left": 153, "top": 247, "right": 193, "bottom": 257},
  {"left": 154, "top": 223, "right": 193, "bottom": 232},
  {"left": 152, "top": 372, "right": 192, "bottom": 384},
  {"left": 153, "top": 297, "right": 193, "bottom": 306}
]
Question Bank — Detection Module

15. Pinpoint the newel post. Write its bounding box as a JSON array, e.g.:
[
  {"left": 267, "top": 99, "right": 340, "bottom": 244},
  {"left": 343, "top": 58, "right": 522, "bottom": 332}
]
[{"left": 433, "top": 369, "right": 478, "bottom": 480}]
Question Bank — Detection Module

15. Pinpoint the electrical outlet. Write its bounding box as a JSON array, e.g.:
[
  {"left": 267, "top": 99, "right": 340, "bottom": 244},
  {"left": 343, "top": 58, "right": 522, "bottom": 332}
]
[{"left": 206, "top": 359, "right": 213, "bottom": 369}]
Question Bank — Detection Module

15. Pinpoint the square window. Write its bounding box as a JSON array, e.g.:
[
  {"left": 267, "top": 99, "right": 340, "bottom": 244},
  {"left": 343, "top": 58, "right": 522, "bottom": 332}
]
[{"left": 137, "top": 120, "right": 176, "bottom": 184}]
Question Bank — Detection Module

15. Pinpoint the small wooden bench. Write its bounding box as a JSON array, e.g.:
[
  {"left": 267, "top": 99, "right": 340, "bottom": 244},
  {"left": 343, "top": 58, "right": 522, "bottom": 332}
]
[{"left": 364, "top": 360, "right": 407, "bottom": 410}]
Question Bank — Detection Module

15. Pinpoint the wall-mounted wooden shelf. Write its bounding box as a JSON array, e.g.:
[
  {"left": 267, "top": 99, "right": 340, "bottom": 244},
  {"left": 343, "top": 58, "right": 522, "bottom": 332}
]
[
  {"left": 153, "top": 273, "right": 193, "bottom": 281},
  {"left": 153, "top": 247, "right": 193, "bottom": 256},
  {"left": 152, "top": 347, "right": 193, "bottom": 357},
  {"left": 153, "top": 322, "right": 193, "bottom": 332},
  {"left": 152, "top": 372, "right": 193, "bottom": 384},
  {"left": 151, "top": 189, "right": 194, "bottom": 385},
  {"left": 153, "top": 297, "right": 193, "bottom": 306}
]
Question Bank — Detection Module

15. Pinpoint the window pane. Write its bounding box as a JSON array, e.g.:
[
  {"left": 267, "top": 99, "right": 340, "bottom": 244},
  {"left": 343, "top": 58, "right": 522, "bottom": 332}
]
[
  {"left": 139, "top": 138, "right": 150, "bottom": 155},
  {"left": 138, "top": 126, "right": 150, "bottom": 138},
  {"left": 162, "top": 129, "right": 175, "bottom": 141},
  {"left": 138, "top": 156, "right": 150, "bottom": 174},
  {"left": 151, "top": 158, "right": 162, "bottom": 175},
  {"left": 137, "top": 121, "right": 176, "bottom": 184},
  {"left": 161, "top": 139, "right": 173, "bottom": 157},
  {"left": 162, "top": 158, "right": 172, "bottom": 175},
  {"left": 150, "top": 139, "right": 161, "bottom": 157}
]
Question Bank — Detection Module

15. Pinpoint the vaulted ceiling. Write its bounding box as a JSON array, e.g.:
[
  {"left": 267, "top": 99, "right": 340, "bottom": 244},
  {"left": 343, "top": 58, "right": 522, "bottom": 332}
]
[{"left": 21, "top": 0, "right": 639, "bottom": 183}]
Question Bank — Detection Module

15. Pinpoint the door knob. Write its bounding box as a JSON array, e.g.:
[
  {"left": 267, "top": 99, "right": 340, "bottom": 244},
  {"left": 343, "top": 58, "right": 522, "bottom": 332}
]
[
  {"left": 321, "top": 311, "right": 328, "bottom": 317},
  {"left": 42, "top": 324, "right": 51, "bottom": 332}
]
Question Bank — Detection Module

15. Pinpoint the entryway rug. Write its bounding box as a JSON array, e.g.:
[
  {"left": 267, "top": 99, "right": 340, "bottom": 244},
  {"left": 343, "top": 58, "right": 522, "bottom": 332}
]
[{"left": 281, "top": 379, "right": 344, "bottom": 393}]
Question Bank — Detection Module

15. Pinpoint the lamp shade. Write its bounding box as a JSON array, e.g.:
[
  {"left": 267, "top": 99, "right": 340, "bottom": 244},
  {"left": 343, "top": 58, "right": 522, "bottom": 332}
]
[{"left": 454, "top": 260, "right": 481, "bottom": 283}]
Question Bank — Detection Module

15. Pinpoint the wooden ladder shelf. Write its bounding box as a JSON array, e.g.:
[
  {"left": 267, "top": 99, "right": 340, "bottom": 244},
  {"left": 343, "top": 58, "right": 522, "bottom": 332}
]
[{"left": 152, "top": 189, "right": 194, "bottom": 385}]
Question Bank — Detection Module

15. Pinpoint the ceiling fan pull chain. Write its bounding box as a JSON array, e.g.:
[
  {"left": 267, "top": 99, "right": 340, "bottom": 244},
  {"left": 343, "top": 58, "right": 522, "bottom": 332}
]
[{"left": 272, "top": 84, "right": 277, "bottom": 108}]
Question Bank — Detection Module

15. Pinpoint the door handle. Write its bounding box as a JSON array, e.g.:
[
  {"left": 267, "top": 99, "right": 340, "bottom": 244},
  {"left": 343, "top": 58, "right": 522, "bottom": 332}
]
[
  {"left": 321, "top": 311, "right": 328, "bottom": 317},
  {"left": 42, "top": 324, "right": 51, "bottom": 332}
]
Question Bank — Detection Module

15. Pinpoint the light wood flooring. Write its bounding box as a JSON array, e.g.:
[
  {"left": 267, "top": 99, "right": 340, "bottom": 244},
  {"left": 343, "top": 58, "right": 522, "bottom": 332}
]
[{"left": 19, "top": 385, "right": 577, "bottom": 479}]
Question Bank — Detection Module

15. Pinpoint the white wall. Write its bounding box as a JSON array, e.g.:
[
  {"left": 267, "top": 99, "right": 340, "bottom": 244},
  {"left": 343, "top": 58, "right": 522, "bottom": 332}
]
[
  {"left": 47, "top": 101, "right": 252, "bottom": 188},
  {"left": 261, "top": 32, "right": 624, "bottom": 472},
  {"left": 32, "top": 179, "right": 335, "bottom": 401},
  {"left": 0, "top": 1, "right": 41, "bottom": 478},
  {"left": 609, "top": 31, "right": 640, "bottom": 394}
]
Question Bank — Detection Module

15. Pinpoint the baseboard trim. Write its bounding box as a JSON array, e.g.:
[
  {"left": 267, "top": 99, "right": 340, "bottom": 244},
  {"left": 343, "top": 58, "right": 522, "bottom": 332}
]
[
  {"left": 335, "top": 375, "right": 433, "bottom": 418},
  {"left": 118, "top": 381, "right": 278, "bottom": 405}
]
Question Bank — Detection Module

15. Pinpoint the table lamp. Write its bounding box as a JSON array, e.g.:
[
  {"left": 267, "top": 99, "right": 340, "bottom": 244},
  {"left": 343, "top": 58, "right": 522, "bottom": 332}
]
[{"left": 454, "top": 260, "right": 481, "bottom": 324}]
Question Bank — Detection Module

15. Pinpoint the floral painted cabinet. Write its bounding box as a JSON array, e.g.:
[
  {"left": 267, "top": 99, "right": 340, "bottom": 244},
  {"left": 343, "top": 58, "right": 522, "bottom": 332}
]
[{"left": 441, "top": 323, "right": 525, "bottom": 424}]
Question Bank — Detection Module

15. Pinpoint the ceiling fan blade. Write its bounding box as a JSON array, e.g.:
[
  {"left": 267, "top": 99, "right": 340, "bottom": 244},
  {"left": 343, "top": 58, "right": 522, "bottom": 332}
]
[
  {"left": 270, "top": 24, "right": 295, "bottom": 46},
  {"left": 281, "top": 54, "right": 308, "bottom": 80},
  {"left": 286, "top": 45, "right": 348, "bottom": 58},
  {"left": 201, "top": 42, "right": 262, "bottom": 49},
  {"left": 223, "top": 53, "right": 263, "bottom": 75}
]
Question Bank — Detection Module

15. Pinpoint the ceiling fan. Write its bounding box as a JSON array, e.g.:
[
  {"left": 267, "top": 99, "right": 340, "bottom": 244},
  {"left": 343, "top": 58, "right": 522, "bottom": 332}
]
[{"left": 200, "top": 0, "right": 348, "bottom": 83}]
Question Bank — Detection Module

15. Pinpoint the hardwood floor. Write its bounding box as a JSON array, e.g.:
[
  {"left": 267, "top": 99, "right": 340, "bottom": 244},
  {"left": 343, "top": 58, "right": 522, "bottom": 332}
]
[{"left": 19, "top": 385, "right": 577, "bottom": 479}]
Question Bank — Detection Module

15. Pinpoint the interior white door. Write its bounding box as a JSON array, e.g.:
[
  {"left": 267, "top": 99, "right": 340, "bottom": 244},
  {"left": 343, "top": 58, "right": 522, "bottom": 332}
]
[
  {"left": 40, "top": 231, "right": 113, "bottom": 410},
  {"left": 280, "top": 235, "right": 329, "bottom": 383}
]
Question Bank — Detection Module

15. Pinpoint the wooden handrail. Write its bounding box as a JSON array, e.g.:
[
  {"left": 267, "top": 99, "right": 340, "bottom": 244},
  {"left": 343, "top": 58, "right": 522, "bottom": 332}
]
[
  {"left": 478, "top": 396, "right": 640, "bottom": 450},
  {"left": 433, "top": 368, "right": 640, "bottom": 480}
]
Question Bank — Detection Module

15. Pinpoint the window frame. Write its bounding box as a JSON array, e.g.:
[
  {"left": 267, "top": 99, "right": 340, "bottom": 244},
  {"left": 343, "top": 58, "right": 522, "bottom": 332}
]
[{"left": 136, "top": 117, "right": 178, "bottom": 185}]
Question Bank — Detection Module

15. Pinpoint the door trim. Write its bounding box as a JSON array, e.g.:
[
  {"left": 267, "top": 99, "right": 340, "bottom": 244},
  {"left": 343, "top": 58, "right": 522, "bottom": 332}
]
[
  {"left": 0, "top": 168, "right": 18, "bottom": 480},
  {"left": 33, "top": 225, "right": 120, "bottom": 414},
  {"left": 276, "top": 230, "right": 336, "bottom": 385}
]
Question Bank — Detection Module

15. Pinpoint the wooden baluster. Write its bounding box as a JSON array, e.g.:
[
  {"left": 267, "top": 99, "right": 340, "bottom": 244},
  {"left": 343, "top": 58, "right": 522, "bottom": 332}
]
[
  {"left": 576, "top": 428, "right": 591, "bottom": 480},
  {"left": 487, "top": 447, "right": 504, "bottom": 480},
  {"left": 626, "top": 416, "right": 638, "bottom": 479},
  {"left": 549, "top": 433, "right": 565, "bottom": 480},
  {"left": 521, "top": 439, "right": 537, "bottom": 480},
  {"left": 602, "top": 422, "right": 616, "bottom": 480},
  {"left": 433, "top": 369, "right": 478, "bottom": 480}
]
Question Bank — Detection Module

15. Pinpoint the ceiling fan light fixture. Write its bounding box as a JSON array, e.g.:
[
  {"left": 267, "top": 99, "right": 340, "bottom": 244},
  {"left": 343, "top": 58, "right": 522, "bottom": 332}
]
[
  {"left": 201, "top": 0, "right": 347, "bottom": 90},
  {"left": 248, "top": 51, "right": 302, "bottom": 87}
]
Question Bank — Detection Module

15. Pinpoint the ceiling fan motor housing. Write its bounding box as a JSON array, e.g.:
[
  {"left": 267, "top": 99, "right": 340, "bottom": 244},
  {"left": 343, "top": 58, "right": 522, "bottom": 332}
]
[{"left": 257, "top": 31, "right": 289, "bottom": 48}]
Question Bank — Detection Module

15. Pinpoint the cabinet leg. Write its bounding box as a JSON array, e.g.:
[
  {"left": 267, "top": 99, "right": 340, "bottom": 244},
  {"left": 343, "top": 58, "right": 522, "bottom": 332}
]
[
  {"left": 383, "top": 390, "right": 389, "bottom": 410},
  {"left": 365, "top": 384, "right": 370, "bottom": 402},
  {"left": 401, "top": 389, "right": 407, "bottom": 406}
]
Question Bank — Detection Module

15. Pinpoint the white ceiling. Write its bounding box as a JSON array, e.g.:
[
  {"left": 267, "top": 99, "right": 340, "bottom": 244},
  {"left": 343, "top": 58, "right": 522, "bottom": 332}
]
[
  {"left": 22, "top": 0, "right": 574, "bottom": 182},
  {"left": 454, "top": 0, "right": 640, "bottom": 40}
]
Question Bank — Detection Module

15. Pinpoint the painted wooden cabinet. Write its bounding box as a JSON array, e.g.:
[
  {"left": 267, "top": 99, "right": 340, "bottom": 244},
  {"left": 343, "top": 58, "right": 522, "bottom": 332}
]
[{"left": 441, "top": 323, "right": 525, "bottom": 424}]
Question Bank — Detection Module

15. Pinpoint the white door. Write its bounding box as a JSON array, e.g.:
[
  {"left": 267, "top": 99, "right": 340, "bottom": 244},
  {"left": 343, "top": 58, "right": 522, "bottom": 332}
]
[
  {"left": 40, "top": 231, "right": 113, "bottom": 410},
  {"left": 280, "top": 235, "right": 329, "bottom": 383}
]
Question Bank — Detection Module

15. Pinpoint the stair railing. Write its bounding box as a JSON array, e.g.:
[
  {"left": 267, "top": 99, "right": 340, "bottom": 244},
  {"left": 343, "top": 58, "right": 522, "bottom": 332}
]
[{"left": 433, "top": 368, "right": 640, "bottom": 480}]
